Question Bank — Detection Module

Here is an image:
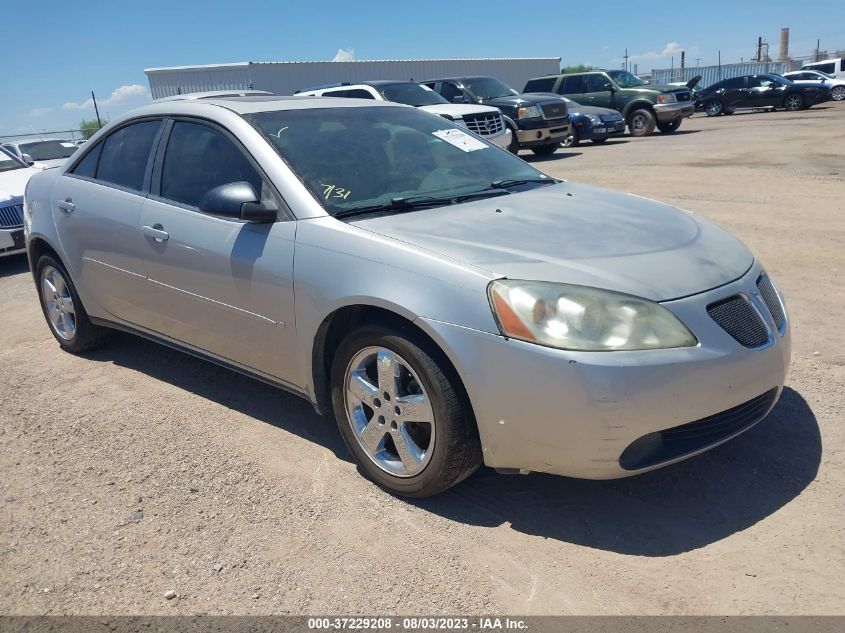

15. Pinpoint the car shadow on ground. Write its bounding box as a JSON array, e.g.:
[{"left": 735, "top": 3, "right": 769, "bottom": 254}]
[
  {"left": 82, "top": 332, "right": 353, "bottom": 463},
  {"left": 412, "top": 386, "right": 820, "bottom": 556},
  {"left": 523, "top": 151, "right": 582, "bottom": 163},
  {"left": 82, "top": 335, "right": 820, "bottom": 556},
  {"left": 0, "top": 254, "right": 29, "bottom": 278}
]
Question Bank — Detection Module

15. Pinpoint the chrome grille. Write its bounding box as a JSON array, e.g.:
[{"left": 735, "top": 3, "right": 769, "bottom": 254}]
[
  {"left": 707, "top": 295, "right": 770, "bottom": 348},
  {"left": 540, "top": 102, "right": 567, "bottom": 119},
  {"left": 462, "top": 112, "right": 504, "bottom": 136},
  {"left": 0, "top": 203, "right": 24, "bottom": 229},
  {"left": 757, "top": 274, "right": 786, "bottom": 333}
]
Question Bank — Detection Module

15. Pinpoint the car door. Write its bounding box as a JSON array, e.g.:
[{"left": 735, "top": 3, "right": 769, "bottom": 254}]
[
  {"left": 51, "top": 119, "right": 163, "bottom": 323},
  {"left": 745, "top": 76, "right": 783, "bottom": 107},
  {"left": 556, "top": 75, "right": 584, "bottom": 98},
  {"left": 136, "top": 118, "right": 298, "bottom": 384},
  {"left": 580, "top": 74, "right": 614, "bottom": 109},
  {"left": 718, "top": 77, "right": 747, "bottom": 109}
]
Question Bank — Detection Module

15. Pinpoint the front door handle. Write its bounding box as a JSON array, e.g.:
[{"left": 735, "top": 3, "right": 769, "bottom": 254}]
[
  {"left": 142, "top": 224, "right": 169, "bottom": 243},
  {"left": 57, "top": 198, "right": 75, "bottom": 214}
]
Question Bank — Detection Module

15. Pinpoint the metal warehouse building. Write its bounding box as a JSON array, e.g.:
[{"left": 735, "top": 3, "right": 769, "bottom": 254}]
[{"left": 144, "top": 58, "right": 561, "bottom": 99}]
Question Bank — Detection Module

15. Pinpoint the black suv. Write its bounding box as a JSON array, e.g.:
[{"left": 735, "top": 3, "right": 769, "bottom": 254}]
[{"left": 421, "top": 76, "right": 570, "bottom": 155}]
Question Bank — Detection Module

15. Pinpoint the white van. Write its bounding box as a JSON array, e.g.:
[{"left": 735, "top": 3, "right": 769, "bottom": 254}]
[{"left": 802, "top": 58, "right": 845, "bottom": 80}]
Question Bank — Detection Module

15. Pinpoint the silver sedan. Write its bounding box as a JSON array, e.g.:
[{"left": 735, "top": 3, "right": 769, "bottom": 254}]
[{"left": 23, "top": 96, "right": 790, "bottom": 497}]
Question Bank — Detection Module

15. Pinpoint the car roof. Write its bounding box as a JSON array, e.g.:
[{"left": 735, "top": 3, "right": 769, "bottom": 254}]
[{"left": 155, "top": 90, "right": 273, "bottom": 102}]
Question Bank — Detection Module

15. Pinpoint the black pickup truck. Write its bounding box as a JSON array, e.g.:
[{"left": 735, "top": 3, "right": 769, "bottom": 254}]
[{"left": 421, "top": 76, "right": 571, "bottom": 155}]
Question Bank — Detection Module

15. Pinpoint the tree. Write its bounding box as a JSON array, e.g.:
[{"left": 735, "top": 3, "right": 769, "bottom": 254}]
[
  {"left": 79, "top": 118, "right": 105, "bottom": 140},
  {"left": 561, "top": 64, "right": 593, "bottom": 74}
]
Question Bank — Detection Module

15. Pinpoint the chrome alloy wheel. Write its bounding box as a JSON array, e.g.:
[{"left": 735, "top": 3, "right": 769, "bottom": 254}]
[
  {"left": 784, "top": 94, "right": 803, "bottom": 111},
  {"left": 344, "top": 347, "right": 435, "bottom": 477},
  {"left": 832, "top": 86, "right": 845, "bottom": 101},
  {"left": 41, "top": 266, "right": 76, "bottom": 341},
  {"left": 630, "top": 112, "right": 648, "bottom": 132}
]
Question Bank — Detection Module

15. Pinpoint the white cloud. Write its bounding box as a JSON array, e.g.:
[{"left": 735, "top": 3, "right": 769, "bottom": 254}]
[
  {"left": 28, "top": 107, "right": 53, "bottom": 118},
  {"left": 63, "top": 84, "right": 149, "bottom": 111},
  {"left": 332, "top": 48, "right": 356, "bottom": 62},
  {"left": 615, "top": 42, "right": 686, "bottom": 64}
]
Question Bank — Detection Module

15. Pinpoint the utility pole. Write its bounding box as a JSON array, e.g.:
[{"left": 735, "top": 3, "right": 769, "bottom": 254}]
[
  {"left": 91, "top": 91, "right": 102, "bottom": 129},
  {"left": 816, "top": 38, "right": 821, "bottom": 61},
  {"left": 623, "top": 48, "right": 629, "bottom": 72},
  {"left": 718, "top": 50, "right": 722, "bottom": 80}
]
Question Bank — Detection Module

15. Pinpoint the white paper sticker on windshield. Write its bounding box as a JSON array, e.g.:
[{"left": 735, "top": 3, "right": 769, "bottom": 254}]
[
  {"left": 60, "top": 142, "right": 76, "bottom": 148},
  {"left": 432, "top": 129, "right": 488, "bottom": 153}
]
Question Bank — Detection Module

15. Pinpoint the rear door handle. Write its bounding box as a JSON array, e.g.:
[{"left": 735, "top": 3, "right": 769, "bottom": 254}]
[
  {"left": 57, "top": 198, "right": 75, "bottom": 214},
  {"left": 142, "top": 224, "right": 169, "bottom": 243}
]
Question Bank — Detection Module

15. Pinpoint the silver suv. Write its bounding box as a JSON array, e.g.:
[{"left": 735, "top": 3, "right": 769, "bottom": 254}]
[{"left": 25, "top": 96, "right": 790, "bottom": 497}]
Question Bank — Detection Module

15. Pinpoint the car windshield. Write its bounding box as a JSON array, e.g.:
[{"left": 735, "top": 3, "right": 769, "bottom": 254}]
[
  {"left": 245, "top": 106, "right": 550, "bottom": 216},
  {"left": 377, "top": 83, "right": 449, "bottom": 107},
  {"left": 20, "top": 140, "right": 77, "bottom": 161},
  {"left": 0, "top": 147, "right": 27, "bottom": 172},
  {"left": 464, "top": 77, "right": 518, "bottom": 101},
  {"left": 606, "top": 71, "right": 648, "bottom": 88}
]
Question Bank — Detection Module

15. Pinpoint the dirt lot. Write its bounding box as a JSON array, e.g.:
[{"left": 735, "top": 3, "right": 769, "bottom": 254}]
[{"left": 1, "top": 103, "right": 844, "bottom": 616}]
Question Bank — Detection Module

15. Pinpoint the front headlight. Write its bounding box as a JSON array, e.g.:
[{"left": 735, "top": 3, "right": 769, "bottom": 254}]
[
  {"left": 516, "top": 105, "right": 542, "bottom": 119},
  {"left": 488, "top": 280, "right": 697, "bottom": 351},
  {"left": 588, "top": 114, "right": 603, "bottom": 125},
  {"left": 657, "top": 93, "right": 677, "bottom": 104}
]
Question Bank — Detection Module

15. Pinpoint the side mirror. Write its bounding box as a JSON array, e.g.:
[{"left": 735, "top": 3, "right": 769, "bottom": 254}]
[
  {"left": 603, "top": 83, "right": 616, "bottom": 93},
  {"left": 22, "top": 154, "right": 35, "bottom": 165},
  {"left": 198, "top": 182, "right": 276, "bottom": 223}
]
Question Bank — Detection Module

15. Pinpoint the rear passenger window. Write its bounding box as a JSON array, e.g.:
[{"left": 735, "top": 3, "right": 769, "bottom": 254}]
[
  {"left": 560, "top": 75, "right": 584, "bottom": 94},
  {"left": 96, "top": 121, "right": 161, "bottom": 191},
  {"left": 160, "top": 121, "right": 269, "bottom": 210},
  {"left": 524, "top": 78, "right": 556, "bottom": 93},
  {"left": 344, "top": 89, "right": 375, "bottom": 99},
  {"left": 70, "top": 141, "right": 103, "bottom": 178}
]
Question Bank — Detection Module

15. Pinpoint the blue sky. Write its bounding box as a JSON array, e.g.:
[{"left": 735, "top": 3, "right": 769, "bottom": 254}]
[{"left": 3, "top": 0, "right": 843, "bottom": 135}]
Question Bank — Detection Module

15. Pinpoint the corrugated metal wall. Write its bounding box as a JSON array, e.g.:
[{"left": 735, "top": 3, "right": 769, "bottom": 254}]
[
  {"left": 145, "top": 59, "right": 561, "bottom": 99},
  {"left": 651, "top": 61, "right": 800, "bottom": 88}
]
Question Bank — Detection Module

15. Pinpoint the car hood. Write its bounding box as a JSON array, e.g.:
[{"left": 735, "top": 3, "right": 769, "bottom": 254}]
[
  {"left": 483, "top": 93, "right": 565, "bottom": 107},
  {"left": 0, "top": 167, "right": 38, "bottom": 200},
  {"left": 352, "top": 182, "right": 753, "bottom": 302},
  {"left": 567, "top": 104, "right": 621, "bottom": 117},
  {"left": 419, "top": 104, "right": 500, "bottom": 118}
]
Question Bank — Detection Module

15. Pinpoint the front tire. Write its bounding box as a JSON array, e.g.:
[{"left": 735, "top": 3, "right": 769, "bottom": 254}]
[
  {"left": 657, "top": 118, "right": 683, "bottom": 133},
  {"left": 626, "top": 108, "right": 656, "bottom": 136},
  {"left": 35, "top": 254, "right": 110, "bottom": 353},
  {"left": 561, "top": 128, "right": 580, "bottom": 148},
  {"left": 705, "top": 100, "right": 724, "bottom": 116},
  {"left": 531, "top": 143, "right": 559, "bottom": 156},
  {"left": 832, "top": 86, "right": 845, "bottom": 101},
  {"left": 784, "top": 93, "right": 805, "bottom": 111},
  {"left": 330, "top": 324, "right": 482, "bottom": 497}
]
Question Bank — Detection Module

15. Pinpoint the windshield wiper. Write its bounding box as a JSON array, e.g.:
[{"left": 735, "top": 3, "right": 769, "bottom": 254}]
[
  {"left": 334, "top": 190, "right": 509, "bottom": 219},
  {"left": 490, "top": 177, "right": 557, "bottom": 189}
]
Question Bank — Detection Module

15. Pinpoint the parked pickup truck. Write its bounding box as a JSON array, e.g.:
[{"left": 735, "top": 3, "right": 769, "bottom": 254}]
[
  {"left": 421, "top": 76, "right": 571, "bottom": 155},
  {"left": 524, "top": 70, "right": 695, "bottom": 137},
  {"left": 295, "top": 81, "right": 512, "bottom": 150}
]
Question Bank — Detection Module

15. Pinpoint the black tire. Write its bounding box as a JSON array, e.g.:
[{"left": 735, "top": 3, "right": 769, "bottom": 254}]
[
  {"left": 626, "top": 108, "right": 656, "bottom": 136},
  {"left": 531, "top": 143, "right": 559, "bottom": 156},
  {"left": 506, "top": 124, "right": 519, "bottom": 154},
  {"left": 783, "top": 93, "right": 805, "bottom": 111},
  {"left": 35, "top": 254, "right": 110, "bottom": 353},
  {"left": 657, "top": 118, "right": 683, "bottom": 133},
  {"left": 561, "top": 128, "right": 580, "bottom": 148},
  {"left": 704, "top": 100, "right": 724, "bottom": 117},
  {"left": 591, "top": 137, "right": 608, "bottom": 144},
  {"left": 330, "top": 323, "right": 482, "bottom": 497}
]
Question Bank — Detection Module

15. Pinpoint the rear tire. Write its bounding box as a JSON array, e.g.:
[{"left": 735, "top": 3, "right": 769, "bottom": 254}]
[
  {"left": 531, "top": 143, "right": 559, "bottom": 156},
  {"left": 626, "top": 108, "right": 656, "bottom": 136},
  {"left": 330, "top": 323, "right": 482, "bottom": 498},
  {"left": 705, "top": 100, "right": 724, "bottom": 116},
  {"left": 35, "top": 254, "right": 110, "bottom": 353}
]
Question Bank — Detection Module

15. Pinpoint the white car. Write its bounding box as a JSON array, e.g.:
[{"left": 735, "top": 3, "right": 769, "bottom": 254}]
[
  {"left": 0, "top": 147, "right": 38, "bottom": 257},
  {"left": 296, "top": 81, "right": 512, "bottom": 150},
  {"left": 782, "top": 70, "right": 845, "bottom": 101},
  {"left": 802, "top": 58, "right": 845, "bottom": 80},
  {"left": 2, "top": 139, "right": 79, "bottom": 170}
]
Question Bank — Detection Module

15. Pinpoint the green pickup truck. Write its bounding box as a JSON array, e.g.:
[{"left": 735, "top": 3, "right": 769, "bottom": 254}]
[{"left": 523, "top": 70, "right": 696, "bottom": 137}]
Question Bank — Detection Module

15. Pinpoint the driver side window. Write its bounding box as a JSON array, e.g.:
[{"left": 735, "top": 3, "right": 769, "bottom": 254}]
[
  {"left": 160, "top": 121, "right": 272, "bottom": 211},
  {"left": 584, "top": 74, "right": 609, "bottom": 93}
]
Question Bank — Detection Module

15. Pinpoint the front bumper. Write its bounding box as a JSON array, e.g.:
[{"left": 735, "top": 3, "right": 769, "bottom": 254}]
[
  {"left": 577, "top": 118, "right": 626, "bottom": 140},
  {"left": 654, "top": 102, "right": 696, "bottom": 122},
  {"left": 0, "top": 228, "right": 26, "bottom": 257},
  {"left": 487, "top": 128, "right": 513, "bottom": 150},
  {"left": 515, "top": 117, "right": 571, "bottom": 147},
  {"left": 420, "top": 262, "right": 790, "bottom": 479}
]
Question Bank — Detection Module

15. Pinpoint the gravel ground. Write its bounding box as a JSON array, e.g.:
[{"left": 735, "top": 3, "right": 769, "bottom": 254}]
[{"left": 1, "top": 103, "right": 843, "bottom": 615}]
